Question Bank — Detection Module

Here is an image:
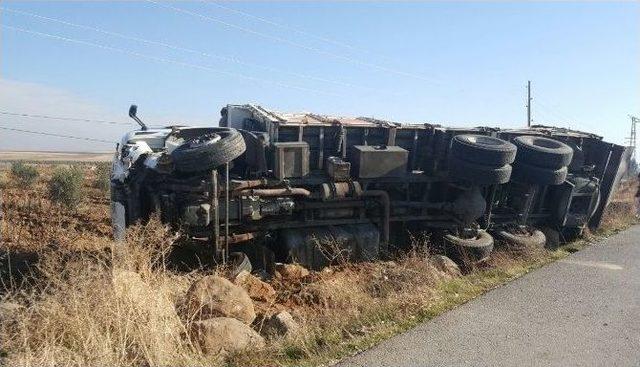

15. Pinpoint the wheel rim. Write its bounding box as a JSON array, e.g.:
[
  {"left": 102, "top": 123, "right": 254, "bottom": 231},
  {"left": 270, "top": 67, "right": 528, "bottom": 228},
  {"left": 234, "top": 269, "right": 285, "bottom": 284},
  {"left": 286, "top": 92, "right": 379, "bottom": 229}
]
[{"left": 185, "top": 132, "right": 221, "bottom": 148}]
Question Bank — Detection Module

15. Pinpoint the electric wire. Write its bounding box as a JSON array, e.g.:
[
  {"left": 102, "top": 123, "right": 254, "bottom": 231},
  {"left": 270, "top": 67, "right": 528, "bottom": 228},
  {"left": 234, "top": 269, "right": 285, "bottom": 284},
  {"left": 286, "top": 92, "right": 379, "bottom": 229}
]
[
  {"left": 146, "top": 0, "right": 440, "bottom": 84},
  {"left": 2, "top": 24, "right": 340, "bottom": 97},
  {"left": 205, "top": 1, "right": 373, "bottom": 55},
  {"left": 0, "top": 126, "right": 115, "bottom": 143},
  {"left": 1, "top": 6, "right": 375, "bottom": 91},
  {"left": 0, "top": 111, "right": 130, "bottom": 126}
]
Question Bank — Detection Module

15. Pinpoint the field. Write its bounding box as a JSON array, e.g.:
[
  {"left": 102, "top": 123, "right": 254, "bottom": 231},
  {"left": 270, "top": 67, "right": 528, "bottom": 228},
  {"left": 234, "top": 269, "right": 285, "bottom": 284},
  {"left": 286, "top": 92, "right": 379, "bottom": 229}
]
[
  {"left": 0, "top": 161, "right": 637, "bottom": 367},
  {"left": 0, "top": 151, "right": 112, "bottom": 163}
]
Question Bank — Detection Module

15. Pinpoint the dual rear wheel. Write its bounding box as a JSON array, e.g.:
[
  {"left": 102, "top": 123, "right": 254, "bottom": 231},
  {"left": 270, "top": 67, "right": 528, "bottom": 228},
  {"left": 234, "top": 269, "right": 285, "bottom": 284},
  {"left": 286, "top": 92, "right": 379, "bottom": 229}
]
[
  {"left": 448, "top": 135, "right": 516, "bottom": 185},
  {"left": 511, "top": 136, "right": 573, "bottom": 186}
]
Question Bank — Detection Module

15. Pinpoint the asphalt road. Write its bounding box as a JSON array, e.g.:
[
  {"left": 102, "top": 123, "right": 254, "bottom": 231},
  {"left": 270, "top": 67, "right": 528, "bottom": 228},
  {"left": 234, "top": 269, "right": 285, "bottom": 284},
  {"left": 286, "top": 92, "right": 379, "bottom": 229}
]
[{"left": 338, "top": 225, "right": 640, "bottom": 367}]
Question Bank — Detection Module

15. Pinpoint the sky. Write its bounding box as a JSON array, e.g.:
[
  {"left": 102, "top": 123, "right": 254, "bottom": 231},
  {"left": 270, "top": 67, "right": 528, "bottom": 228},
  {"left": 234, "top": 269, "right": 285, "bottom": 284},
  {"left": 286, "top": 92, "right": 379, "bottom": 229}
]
[{"left": 0, "top": 1, "right": 638, "bottom": 152}]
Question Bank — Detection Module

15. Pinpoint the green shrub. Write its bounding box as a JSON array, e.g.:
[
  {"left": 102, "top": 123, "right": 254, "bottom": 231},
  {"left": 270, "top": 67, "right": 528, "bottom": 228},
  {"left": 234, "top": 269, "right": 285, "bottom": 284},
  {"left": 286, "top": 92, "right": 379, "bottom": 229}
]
[
  {"left": 48, "top": 166, "right": 85, "bottom": 209},
  {"left": 10, "top": 162, "right": 39, "bottom": 187},
  {"left": 94, "top": 162, "right": 111, "bottom": 193}
]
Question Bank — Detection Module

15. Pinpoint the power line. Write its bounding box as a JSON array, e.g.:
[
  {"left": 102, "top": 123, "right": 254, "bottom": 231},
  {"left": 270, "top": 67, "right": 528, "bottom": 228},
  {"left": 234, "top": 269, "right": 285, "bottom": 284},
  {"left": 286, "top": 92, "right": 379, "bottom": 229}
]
[
  {"left": 205, "top": 1, "right": 373, "bottom": 55},
  {"left": 146, "top": 0, "right": 440, "bottom": 84},
  {"left": 535, "top": 97, "right": 600, "bottom": 132},
  {"left": 1, "top": 7, "right": 375, "bottom": 92},
  {"left": 0, "top": 111, "right": 130, "bottom": 126},
  {"left": 2, "top": 24, "right": 339, "bottom": 97},
  {"left": 0, "top": 126, "right": 115, "bottom": 143}
]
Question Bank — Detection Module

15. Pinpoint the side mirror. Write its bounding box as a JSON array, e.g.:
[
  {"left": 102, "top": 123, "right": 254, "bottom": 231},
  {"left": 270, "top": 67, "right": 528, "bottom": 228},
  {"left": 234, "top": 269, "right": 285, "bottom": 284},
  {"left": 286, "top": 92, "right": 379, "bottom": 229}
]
[{"left": 128, "top": 104, "right": 147, "bottom": 131}]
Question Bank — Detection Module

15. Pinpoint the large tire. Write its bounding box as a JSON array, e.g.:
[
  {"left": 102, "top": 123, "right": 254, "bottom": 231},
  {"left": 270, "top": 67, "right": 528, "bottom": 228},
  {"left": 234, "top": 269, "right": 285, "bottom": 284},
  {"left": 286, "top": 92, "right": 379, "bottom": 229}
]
[
  {"left": 229, "top": 252, "right": 252, "bottom": 278},
  {"left": 513, "top": 135, "right": 573, "bottom": 169},
  {"left": 561, "top": 227, "right": 584, "bottom": 243},
  {"left": 171, "top": 128, "right": 246, "bottom": 173},
  {"left": 449, "top": 155, "right": 512, "bottom": 185},
  {"left": 496, "top": 228, "right": 546, "bottom": 248},
  {"left": 451, "top": 134, "right": 517, "bottom": 166},
  {"left": 511, "top": 161, "right": 568, "bottom": 185},
  {"left": 539, "top": 226, "right": 560, "bottom": 249},
  {"left": 444, "top": 230, "right": 494, "bottom": 262}
]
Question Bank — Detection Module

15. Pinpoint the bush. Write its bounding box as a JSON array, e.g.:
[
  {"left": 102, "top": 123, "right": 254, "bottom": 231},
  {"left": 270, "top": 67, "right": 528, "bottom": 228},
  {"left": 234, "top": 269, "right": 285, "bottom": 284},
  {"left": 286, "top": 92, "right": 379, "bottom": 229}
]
[
  {"left": 94, "top": 162, "right": 111, "bottom": 193},
  {"left": 10, "top": 162, "right": 39, "bottom": 187},
  {"left": 48, "top": 166, "right": 85, "bottom": 209}
]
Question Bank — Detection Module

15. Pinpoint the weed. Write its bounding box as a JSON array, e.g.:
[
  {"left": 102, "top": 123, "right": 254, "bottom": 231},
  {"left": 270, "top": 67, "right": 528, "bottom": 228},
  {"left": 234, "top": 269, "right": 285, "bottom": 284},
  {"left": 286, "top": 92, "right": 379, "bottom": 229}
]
[
  {"left": 0, "top": 218, "right": 207, "bottom": 367},
  {"left": 0, "top": 172, "right": 8, "bottom": 189},
  {"left": 94, "top": 162, "right": 111, "bottom": 194}
]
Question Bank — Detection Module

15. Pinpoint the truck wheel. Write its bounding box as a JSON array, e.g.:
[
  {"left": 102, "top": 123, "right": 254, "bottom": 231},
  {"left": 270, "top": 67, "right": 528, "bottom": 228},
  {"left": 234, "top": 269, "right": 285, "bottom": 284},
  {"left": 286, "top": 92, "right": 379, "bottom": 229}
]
[
  {"left": 444, "top": 230, "right": 494, "bottom": 262},
  {"left": 449, "top": 155, "right": 512, "bottom": 185},
  {"left": 561, "top": 227, "right": 584, "bottom": 243},
  {"left": 496, "top": 228, "right": 546, "bottom": 249},
  {"left": 229, "top": 252, "right": 252, "bottom": 278},
  {"left": 539, "top": 226, "right": 561, "bottom": 249},
  {"left": 451, "top": 134, "right": 517, "bottom": 166},
  {"left": 171, "top": 128, "right": 246, "bottom": 173},
  {"left": 513, "top": 136, "right": 573, "bottom": 169},
  {"left": 511, "top": 161, "right": 568, "bottom": 185}
]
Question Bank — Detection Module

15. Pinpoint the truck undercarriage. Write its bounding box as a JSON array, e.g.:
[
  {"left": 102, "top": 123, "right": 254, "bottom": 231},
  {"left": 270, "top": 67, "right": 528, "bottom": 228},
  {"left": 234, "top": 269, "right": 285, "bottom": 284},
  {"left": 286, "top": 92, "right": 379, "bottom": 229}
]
[{"left": 111, "top": 104, "right": 630, "bottom": 271}]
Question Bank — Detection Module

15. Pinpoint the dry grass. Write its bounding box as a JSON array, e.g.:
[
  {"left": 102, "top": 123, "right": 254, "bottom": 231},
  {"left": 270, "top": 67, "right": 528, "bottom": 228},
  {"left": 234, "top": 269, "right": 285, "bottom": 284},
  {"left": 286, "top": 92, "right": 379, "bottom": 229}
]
[
  {"left": 597, "top": 180, "right": 638, "bottom": 233},
  {"left": 1, "top": 218, "right": 210, "bottom": 367},
  {"left": 0, "top": 164, "right": 637, "bottom": 367}
]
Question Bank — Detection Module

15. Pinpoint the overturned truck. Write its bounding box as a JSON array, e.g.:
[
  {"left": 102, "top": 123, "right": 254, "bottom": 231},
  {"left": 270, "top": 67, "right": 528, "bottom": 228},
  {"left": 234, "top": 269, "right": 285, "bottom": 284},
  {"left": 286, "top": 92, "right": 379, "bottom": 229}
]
[{"left": 111, "top": 104, "right": 629, "bottom": 270}]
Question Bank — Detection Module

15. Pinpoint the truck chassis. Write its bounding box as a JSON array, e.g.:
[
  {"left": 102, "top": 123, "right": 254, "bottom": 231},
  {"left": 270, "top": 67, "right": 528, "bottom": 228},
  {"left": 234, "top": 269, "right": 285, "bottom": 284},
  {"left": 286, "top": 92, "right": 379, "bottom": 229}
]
[{"left": 111, "top": 104, "right": 630, "bottom": 270}]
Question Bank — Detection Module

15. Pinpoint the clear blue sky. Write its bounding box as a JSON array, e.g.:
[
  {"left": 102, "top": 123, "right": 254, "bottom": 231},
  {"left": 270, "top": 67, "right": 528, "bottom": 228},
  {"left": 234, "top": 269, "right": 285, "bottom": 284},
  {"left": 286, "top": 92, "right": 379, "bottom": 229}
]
[{"left": 1, "top": 1, "right": 638, "bottom": 152}]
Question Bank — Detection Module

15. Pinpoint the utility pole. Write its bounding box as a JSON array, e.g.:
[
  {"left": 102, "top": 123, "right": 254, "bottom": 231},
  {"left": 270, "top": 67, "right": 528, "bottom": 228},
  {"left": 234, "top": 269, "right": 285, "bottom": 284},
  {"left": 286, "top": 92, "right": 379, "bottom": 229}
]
[
  {"left": 627, "top": 115, "right": 639, "bottom": 160},
  {"left": 526, "top": 80, "right": 532, "bottom": 127}
]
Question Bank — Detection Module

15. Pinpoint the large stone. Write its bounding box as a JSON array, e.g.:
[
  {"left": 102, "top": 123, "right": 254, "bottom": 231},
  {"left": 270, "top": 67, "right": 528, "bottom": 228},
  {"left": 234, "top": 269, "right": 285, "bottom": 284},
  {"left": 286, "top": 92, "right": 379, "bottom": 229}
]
[
  {"left": 191, "top": 317, "right": 265, "bottom": 357},
  {"left": 262, "top": 311, "right": 300, "bottom": 338},
  {"left": 430, "top": 255, "right": 461, "bottom": 277},
  {"left": 234, "top": 270, "right": 277, "bottom": 303},
  {"left": 275, "top": 263, "right": 310, "bottom": 281},
  {"left": 184, "top": 275, "right": 256, "bottom": 324}
]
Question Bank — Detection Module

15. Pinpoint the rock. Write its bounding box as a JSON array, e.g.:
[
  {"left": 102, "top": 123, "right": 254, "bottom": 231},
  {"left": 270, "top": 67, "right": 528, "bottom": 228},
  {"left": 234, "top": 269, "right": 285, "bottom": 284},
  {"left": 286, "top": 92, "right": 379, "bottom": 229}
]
[
  {"left": 234, "top": 270, "right": 277, "bottom": 303},
  {"left": 262, "top": 311, "right": 300, "bottom": 338},
  {"left": 191, "top": 317, "right": 265, "bottom": 357},
  {"left": 184, "top": 275, "right": 256, "bottom": 324},
  {"left": 275, "top": 263, "right": 310, "bottom": 280},
  {"left": 431, "top": 255, "right": 461, "bottom": 277}
]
